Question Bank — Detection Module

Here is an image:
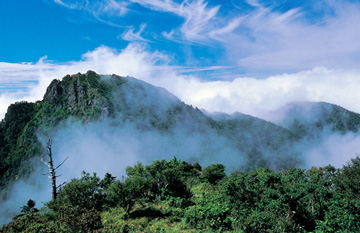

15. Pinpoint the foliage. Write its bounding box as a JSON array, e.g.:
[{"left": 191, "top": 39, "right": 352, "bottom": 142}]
[
  {"left": 0, "top": 101, "right": 38, "bottom": 187},
  {"left": 2, "top": 157, "right": 360, "bottom": 232},
  {"left": 19, "top": 200, "right": 39, "bottom": 216},
  {"left": 184, "top": 182, "right": 232, "bottom": 230},
  {"left": 48, "top": 171, "right": 108, "bottom": 212},
  {"left": 338, "top": 156, "right": 360, "bottom": 198},
  {"left": 200, "top": 163, "right": 226, "bottom": 184}
]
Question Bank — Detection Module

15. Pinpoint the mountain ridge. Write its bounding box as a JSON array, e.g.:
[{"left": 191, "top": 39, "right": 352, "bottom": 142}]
[{"left": 275, "top": 101, "right": 360, "bottom": 138}]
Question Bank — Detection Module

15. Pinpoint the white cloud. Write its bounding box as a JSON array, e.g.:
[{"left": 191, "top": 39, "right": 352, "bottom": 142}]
[
  {"left": 129, "top": 0, "right": 178, "bottom": 14},
  {"left": 145, "top": 1, "right": 360, "bottom": 72},
  {"left": 132, "top": 0, "right": 360, "bottom": 72},
  {"left": 246, "top": 0, "right": 261, "bottom": 8},
  {"left": 304, "top": 132, "right": 360, "bottom": 168},
  {"left": 208, "top": 17, "right": 244, "bottom": 42},
  {"left": 129, "top": 0, "right": 221, "bottom": 42},
  {"left": 171, "top": 67, "right": 360, "bottom": 121},
  {"left": 178, "top": 0, "right": 220, "bottom": 41},
  {"left": 101, "top": 0, "right": 129, "bottom": 16},
  {"left": 54, "top": 0, "right": 129, "bottom": 16},
  {"left": 121, "top": 24, "right": 149, "bottom": 42},
  {"left": 53, "top": 0, "right": 360, "bottom": 73},
  {"left": 223, "top": 1, "right": 360, "bottom": 72},
  {"left": 1, "top": 45, "right": 360, "bottom": 123},
  {"left": 53, "top": 0, "right": 89, "bottom": 10}
]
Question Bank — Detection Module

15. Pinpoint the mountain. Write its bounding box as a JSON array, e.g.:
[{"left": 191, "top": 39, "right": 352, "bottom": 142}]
[
  {"left": 0, "top": 71, "right": 295, "bottom": 190},
  {"left": 275, "top": 102, "right": 360, "bottom": 139},
  {"left": 209, "top": 112, "right": 300, "bottom": 171},
  {"left": 0, "top": 71, "right": 111, "bottom": 190},
  {"left": 1, "top": 71, "right": 360, "bottom": 193}
]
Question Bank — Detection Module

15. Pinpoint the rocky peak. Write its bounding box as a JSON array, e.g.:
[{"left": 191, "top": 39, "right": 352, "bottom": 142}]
[
  {"left": 43, "top": 79, "right": 62, "bottom": 102},
  {"left": 43, "top": 71, "right": 113, "bottom": 119}
]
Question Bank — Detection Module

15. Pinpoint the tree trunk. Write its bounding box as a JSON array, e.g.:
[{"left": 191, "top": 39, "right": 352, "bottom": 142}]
[{"left": 41, "top": 138, "right": 68, "bottom": 201}]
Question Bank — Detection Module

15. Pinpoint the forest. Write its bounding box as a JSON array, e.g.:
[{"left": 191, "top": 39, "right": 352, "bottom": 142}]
[{"left": 1, "top": 156, "right": 360, "bottom": 232}]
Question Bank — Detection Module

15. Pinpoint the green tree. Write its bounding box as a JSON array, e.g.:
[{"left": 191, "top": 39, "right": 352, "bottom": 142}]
[
  {"left": 100, "top": 172, "right": 116, "bottom": 189},
  {"left": 184, "top": 182, "right": 232, "bottom": 231},
  {"left": 125, "top": 162, "right": 152, "bottom": 203},
  {"left": 338, "top": 155, "right": 360, "bottom": 198},
  {"left": 49, "top": 171, "right": 102, "bottom": 211},
  {"left": 20, "top": 200, "right": 39, "bottom": 215},
  {"left": 14, "top": 199, "right": 39, "bottom": 219},
  {"left": 145, "top": 158, "right": 194, "bottom": 205},
  {"left": 200, "top": 164, "right": 226, "bottom": 184}
]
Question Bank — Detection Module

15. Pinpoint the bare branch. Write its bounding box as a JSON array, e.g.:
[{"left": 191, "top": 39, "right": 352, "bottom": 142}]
[
  {"left": 54, "top": 156, "right": 69, "bottom": 170},
  {"left": 46, "top": 138, "right": 52, "bottom": 154},
  {"left": 46, "top": 138, "right": 52, "bottom": 148},
  {"left": 57, "top": 181, "right": 67, "bottom": 189},
  {"left": 40, "top": 158, "right": 51, "bottom": 169}
]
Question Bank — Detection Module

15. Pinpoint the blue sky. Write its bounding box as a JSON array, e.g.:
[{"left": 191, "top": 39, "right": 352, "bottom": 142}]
[
  {"left": 1, "top": 0, "right": 360, "bottom": 119},
  {"left": 2, "top": 0, "right": 360, "bottom": 74}
]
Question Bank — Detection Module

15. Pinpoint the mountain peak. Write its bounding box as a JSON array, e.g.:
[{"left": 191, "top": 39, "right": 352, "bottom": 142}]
[{"left": 43, "top": 71, "right": 114, "bottom": 120}]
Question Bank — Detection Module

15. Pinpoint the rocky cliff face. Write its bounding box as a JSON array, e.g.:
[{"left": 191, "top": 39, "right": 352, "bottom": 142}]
[{"left": 43, "top": 71, "right": 113, "bottom": 121}]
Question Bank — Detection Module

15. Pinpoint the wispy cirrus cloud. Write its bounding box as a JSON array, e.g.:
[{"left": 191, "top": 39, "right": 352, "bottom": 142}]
[
  {"left": 0, "top": 59, "right": 50, "bottom": 94},
  {"left": 129, "top": 0, "right": 221, "bottom": 42},
  {"left": 54, "top": 0, "right": 129, "bottom": 18},
  {"left": 226, "top": 1, "right": 360, "bottom": 72},
  {"left": 129, "top": 0, "right": 178, "bottom": 13},
  {"left": 178, "top": 0, "right": 220, "bottom": 41},
  {"left": 53, "top": 0, "right": 81, "bottom": 9},
  {"left": 121, "top": 24, "right": 150, "bottom": 42},
  {"left": 52, "top": 0, "right": 360, "bottom": 75}
]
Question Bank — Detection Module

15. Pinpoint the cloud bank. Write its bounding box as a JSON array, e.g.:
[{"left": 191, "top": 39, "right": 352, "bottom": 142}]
[{"left": 1, "top": 43, "right": 360, "bottom": 122}]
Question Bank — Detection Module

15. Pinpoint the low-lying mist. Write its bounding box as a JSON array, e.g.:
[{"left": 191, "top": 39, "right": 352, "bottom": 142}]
[
  {"left": 0, "top": 116, "right": 242, "bottom": 225},
  {"left": 2, "top": 112, "right": 360, "bottom": 225}
]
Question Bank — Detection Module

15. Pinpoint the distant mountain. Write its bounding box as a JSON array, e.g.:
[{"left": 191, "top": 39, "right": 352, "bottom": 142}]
[
  {"left": 275, "top": 102, "right": 360, "bottom": 139},
  {"left": 1, "top": 71, "right": 360, "bottom": 192},
  {"left": 209, "top": 112, "right": 300, "bottom": 171}
]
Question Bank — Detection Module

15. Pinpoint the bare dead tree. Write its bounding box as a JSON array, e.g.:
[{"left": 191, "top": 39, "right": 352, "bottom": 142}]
[{"left": 41, "top": 138, "right": 68, "bottom": 200}]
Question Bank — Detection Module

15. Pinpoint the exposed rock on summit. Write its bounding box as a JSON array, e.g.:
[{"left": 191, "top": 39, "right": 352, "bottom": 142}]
[{"left": 43, "top": 71, "right": 112, "bottom": 119}]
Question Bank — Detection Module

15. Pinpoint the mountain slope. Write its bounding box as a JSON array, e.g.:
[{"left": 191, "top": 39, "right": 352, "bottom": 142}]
[
  {"left": 0, "top": 71, "right": 114, "bottom": 189},
  {"left": 210, "top": 112, "right": 300, "bottom": 171},
  {"left": 276, "top": 102, "right": 360, "bottom": 139}
]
